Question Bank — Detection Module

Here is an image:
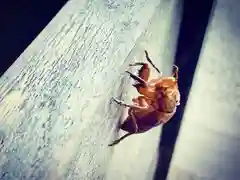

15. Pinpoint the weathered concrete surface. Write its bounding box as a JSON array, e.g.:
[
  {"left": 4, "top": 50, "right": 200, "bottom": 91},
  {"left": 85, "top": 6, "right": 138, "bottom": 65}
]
[
  {"left": 105, "top": 1, "right": 180, "bottom": 180},
  {"left": 0, "top": 0, "right": 179, "bottom": 180},
  {"left": 167, "top": 0, "right": 240, "bottom": 180}
]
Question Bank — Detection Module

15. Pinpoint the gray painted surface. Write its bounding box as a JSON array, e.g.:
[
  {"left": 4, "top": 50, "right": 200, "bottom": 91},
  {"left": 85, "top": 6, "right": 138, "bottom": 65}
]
[
  {"left": 168, "top": 0, "right": 240, "bottom": 180},
  {"left": 2, "top": 0, "right": 238, "bottom": 180},
  {"left": 0, "top": 0, "right": 179, "bottom": 179}
]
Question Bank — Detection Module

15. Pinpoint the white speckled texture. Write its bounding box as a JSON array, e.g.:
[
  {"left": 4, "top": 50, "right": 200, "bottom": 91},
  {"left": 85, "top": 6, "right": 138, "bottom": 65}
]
[{"left": 0, "top": 0, "right": 179, "bottom": 179}]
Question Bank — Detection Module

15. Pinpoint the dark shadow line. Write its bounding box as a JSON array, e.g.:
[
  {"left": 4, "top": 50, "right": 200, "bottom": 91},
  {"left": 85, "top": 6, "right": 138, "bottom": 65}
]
[
  {"left": 153, "top": 0, "right": 217, "bottom": 179},
  {"left": 0, "top": 0, "right": 69, "bottom": 77}
]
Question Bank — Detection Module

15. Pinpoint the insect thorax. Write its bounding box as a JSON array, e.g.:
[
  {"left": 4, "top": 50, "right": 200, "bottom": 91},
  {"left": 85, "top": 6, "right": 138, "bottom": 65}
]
[{"left": 157, "top": 87, "right": 179, "bottom": 113}]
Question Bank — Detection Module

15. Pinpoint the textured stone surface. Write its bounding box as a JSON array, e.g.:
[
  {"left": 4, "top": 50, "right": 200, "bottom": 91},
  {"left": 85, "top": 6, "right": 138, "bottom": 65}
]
[{"left": 0, "top": 0, "right": 179, "bottom": 179}]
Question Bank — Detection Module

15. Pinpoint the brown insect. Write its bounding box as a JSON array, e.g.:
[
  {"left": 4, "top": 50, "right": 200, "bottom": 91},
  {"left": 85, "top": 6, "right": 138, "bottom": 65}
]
[{"left": 109, "top": 50, "right": 180, "bottom": 146}]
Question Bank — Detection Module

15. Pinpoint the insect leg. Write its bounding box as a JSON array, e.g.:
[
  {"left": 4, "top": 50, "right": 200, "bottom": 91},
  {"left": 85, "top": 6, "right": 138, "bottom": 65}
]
[
  {"left": 137, "top": 96, "right": 150, "bottom": 106},
  {"left": 129, "top": 109, "right": 139, "bottom": 133},
  {"left": 144, "top": 50, "right": 162, "bottom": 76},
  {"left": 108, "top": 132, "right": 133, "bottom": 146},
  {"left": 129, "top": 62, "right": 146, "bottom": 66},
  {"left": 125, "top": 71, "right": 148, "bottom": 87},
  {"left": 111, "top": 98, "right": 134, "bottom": 108},
  {"left": 111, "top": 98, "right": 149, "bottom": 110},
  {"left": 130, "top": 62, "right": 150, "bottom": 82}
]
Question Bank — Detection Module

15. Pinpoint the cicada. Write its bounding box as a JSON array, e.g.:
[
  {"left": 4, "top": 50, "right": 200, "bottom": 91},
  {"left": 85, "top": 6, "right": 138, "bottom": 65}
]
[{"left": 109, "top": 50, "right": 180, "bottom": 146}]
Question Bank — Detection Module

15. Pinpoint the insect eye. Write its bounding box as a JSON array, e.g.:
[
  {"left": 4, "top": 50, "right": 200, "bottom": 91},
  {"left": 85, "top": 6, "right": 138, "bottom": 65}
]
[{"left": 176, "top": 100, "right": 180, "bottom": 105}]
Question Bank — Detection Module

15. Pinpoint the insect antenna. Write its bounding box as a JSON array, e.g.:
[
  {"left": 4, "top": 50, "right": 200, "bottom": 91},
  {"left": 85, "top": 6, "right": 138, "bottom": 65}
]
[{"left": 144, "top": 50, "right": 162, "bottom": 75}]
